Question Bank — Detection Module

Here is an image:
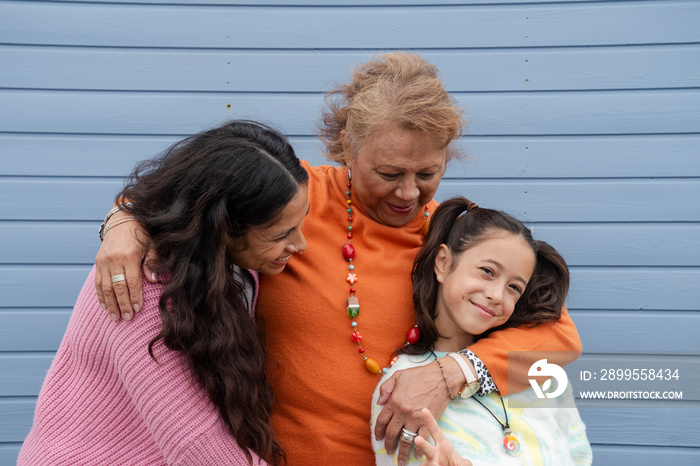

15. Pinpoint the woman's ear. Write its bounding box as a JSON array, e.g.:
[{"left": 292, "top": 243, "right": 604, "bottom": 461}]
[{"left": 434, "top": 244, "right": 451, "bottom": 283}]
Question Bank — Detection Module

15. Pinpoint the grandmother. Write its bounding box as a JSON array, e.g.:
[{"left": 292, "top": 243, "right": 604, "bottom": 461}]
[{"left": 94, "top": 52, "right": 582, "bottom": 465}]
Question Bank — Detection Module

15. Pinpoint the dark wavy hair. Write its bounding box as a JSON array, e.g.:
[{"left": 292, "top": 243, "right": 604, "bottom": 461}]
[
  {"left": 406, "top": 196, "right": 569, "bottom": 355},
  {"left": 117, "top": 120, "right": 308, "bottom": 465}
]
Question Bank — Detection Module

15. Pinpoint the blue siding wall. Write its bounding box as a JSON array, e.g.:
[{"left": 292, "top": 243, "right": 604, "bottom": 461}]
[{"left": 1, "top": 0, "right": 699, "bottom": 464}]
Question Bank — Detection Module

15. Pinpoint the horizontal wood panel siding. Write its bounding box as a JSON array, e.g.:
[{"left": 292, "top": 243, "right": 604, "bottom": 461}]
[
  {"left": 3, "top": 90, "right": 700, "bottom": 136},
  {"left": 4, "top": 134, "right": 698, "bottom": 178},
  {"left": 6, "top": 223, "right": 698, "bottom": 266},
  {"left": 2, "top": 1, "right": 697, "bottom": 48},
  {"left": 1, "top": 0, "right": 699, "bottom": 463},
  {"left": 1, "top": 265, "right": 696, "bottom": 312},
  {"left": 4, "top": 46, "right": 700, "bottom": 92},
  {"left": 3, "top": 178, "right": 698, "bottom": 222}
]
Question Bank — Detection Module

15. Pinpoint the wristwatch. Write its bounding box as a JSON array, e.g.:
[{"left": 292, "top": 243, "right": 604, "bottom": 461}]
[{"left": 448, "top": 352, "right": 480, "bottom": 398}]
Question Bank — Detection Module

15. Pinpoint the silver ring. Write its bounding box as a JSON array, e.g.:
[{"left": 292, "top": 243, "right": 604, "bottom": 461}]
[
  {"left": 400, "top": 427, "right": 418, "bottom": 443},
  {"left": 111, "top": 274, "right": 127, "bottom": 284}
]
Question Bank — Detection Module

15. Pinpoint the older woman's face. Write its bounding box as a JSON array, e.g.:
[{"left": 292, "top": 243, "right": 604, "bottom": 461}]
[{"left": 347, "top": 126, "right": 447, "bottom": 227}]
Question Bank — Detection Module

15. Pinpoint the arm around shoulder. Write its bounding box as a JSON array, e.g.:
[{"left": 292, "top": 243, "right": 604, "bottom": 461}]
[{"left": 469, "top": 305, "right": 582, "bottom": 395}]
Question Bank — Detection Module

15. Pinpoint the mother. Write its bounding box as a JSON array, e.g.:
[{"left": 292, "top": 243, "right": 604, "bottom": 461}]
[
  {"left": 96, "top": 52, "right": 581, "bottom": 465},
  {"left": 21, "top": 120, "right": 308, "bottom": 465}
]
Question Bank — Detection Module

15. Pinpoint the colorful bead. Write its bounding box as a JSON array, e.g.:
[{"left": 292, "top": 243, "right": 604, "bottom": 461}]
[
  {"left": 364, "top": 358, "right": 381, "bottom": 374},
  {"left": 347, "top": 296, "right": 360, "bottom": 317},
  {"left": 346, "top": 273, "right": 358, "bottom": 284},
  {"left": 422, "top": 205, "right": 430, "bottom": 235},
  {"left": 342, "top": 243, "right": 355, "bottom": 260},
  {"left": 406, "top": 325, "right": 421, "bottom": 344},
  {"left": 351, "top": 331, "right": 362, "bottom": 343}
]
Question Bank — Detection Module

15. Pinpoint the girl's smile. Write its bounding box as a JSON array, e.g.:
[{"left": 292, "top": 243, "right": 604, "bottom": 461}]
[{"left": 433, "top": 232, "right": 536, "bottom": 351}]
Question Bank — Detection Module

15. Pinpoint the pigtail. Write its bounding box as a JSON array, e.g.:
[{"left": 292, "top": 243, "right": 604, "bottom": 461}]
[{"left": 407, "top": 197, "right": 479, "bottom": 355}]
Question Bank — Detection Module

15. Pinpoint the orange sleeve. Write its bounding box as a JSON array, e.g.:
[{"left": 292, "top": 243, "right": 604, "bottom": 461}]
[{"left": 469, "top": 305, "right": 582, "bottom": 395}]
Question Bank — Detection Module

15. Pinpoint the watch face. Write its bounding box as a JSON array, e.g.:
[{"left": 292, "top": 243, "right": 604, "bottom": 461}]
[{"left": 460, "top": 382, "right": 480, "bottom": 398}]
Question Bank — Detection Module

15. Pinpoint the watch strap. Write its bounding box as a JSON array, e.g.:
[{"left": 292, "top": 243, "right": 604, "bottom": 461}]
[{"left": 448, "top": 352, "right": 477, "bottom": 384}]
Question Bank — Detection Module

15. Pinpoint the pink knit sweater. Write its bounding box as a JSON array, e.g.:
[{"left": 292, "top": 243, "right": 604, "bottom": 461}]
[{"left": 18, "top": 267, "right": 265, "bottom": 466}]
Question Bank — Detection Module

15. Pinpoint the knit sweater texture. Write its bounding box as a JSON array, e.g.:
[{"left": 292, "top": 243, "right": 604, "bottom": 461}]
[
  {"left": 18, "top": 267, "right": 264, "bottom": 466},
  {"left": 256, "top": 161, "right": 583, "bottom": 466}
]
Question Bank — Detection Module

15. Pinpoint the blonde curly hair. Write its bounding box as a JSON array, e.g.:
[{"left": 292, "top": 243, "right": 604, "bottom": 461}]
[{"left": 318, "top": 52, "right": 464, "bottom": 166}]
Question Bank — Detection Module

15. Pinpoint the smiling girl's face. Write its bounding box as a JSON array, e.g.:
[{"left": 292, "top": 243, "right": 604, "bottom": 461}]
[{"left": 432, "top": 231, "right": 536, "bottom": 351}]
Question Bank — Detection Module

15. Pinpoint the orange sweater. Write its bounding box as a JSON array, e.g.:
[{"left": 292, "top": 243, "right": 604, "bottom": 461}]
[{"left": 256, "top": 161, "right": 582, "bottom": 466}]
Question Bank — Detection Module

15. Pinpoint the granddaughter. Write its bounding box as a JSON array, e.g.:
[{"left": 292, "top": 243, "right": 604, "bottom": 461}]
[{"left": 372, "top": 197, "right": 593, "bottom": 465}]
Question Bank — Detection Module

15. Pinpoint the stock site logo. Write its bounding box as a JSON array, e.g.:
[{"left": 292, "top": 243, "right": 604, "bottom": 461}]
[{"left": 528, "top": 359, "right": 569, "bottom": 399}]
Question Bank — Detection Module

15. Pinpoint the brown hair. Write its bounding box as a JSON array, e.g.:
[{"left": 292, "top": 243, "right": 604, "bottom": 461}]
[
  {"left": 318, "top": 51, "right": 464, "bottom": 165},
  {"left": 406, "top": 197, "right": 569, "bottom": 355},
  {"left": 119, "top": 120, "right": 308, "bottom": 465}
]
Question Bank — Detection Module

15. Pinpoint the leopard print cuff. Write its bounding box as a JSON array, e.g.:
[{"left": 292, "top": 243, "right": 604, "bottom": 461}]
[{"left": 458, "top": 349, "right": 497, "bottom": 396}]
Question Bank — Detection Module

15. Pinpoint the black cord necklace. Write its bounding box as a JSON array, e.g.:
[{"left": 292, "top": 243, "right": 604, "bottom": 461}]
[
  {"left": 431, "top": 351, "right": 522, "bottom": 457},
  {"left": 471, "top": 395, "right": 522, "bottom": 456}
]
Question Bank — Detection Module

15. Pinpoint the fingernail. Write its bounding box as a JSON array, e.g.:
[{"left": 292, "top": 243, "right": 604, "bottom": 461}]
[
  {"left": 100, "top": 303, "right": 106, "bottom": 311},
  {"left": 133, "top": 304, "right": 140, "bottom": 313},
  {"left": 152, "top": 272, "right": 157, "bottom": 282},
  {"left": 110, "top": 313, "right": 118, "bottom": 322},
  {"left": 398, "top": 461, "right": 405, "bottom": 466},
  {"left": 123, "top": 312, "right": 131, "bottom": 321}
]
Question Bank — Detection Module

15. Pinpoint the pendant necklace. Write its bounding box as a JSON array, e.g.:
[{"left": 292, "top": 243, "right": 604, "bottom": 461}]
[
  {"left": 472, "top": 394, "right": 522, "bottom": 456},
  {"left": 343, "top": 169, "right": 425, "bottom": 374}
]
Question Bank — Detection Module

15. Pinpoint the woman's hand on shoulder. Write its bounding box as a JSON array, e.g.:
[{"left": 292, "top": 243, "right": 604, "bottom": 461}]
[
  {"left": 94, "top": 211, "right": 156, "bottom": 322},
  {"left": 415, "top": 409, "right": 472, "bottom": 466}
]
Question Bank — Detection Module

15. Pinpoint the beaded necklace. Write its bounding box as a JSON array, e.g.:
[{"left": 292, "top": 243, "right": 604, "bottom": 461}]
[{"left": 343, "top": 169, "right": 428, "bottom": 374}]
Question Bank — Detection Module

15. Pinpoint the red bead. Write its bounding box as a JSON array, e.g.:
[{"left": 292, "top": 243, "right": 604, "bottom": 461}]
[
  {"left": 406, "top": 326, "right": 421, "bottom": 344},
  {"left": 359, "top": 348, "right": 365, "bottom": 353},
  {"left": 342, "top": 243, "right": 355, "bottom": 260},
  {"left": 348, "top": 216, "right": 353, "bottom": 222},
  {"left": 348, "top": 183, "right": 352, "bottom": 188},
  {"left": 347, "top": 233, "right": 353, "bottom": 240},
  {"left": 349, "top": 288, "right": 356, "bottom": 293}
]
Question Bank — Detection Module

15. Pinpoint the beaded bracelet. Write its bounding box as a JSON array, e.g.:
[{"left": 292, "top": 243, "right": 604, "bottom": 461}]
[
  {"left": 435, "top": 358, "right": 456, "bottom": 400},
  {"left": 102, "top": 216, "right": 137, "bottom": 239},
  {"left": 98, "top": 202, "right": 133, "bottom": 241}
]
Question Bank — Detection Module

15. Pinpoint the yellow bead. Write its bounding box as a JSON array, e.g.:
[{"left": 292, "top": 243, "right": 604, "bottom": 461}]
[
  {"left": 422, "top": 221, "right": 430, "bottom": 236},
  {"left": 364, "top": 358, "right": 381, "bottom": 374}
]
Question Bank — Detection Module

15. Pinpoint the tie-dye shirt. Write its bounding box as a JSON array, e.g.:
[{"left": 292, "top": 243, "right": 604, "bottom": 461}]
[{"left": 371, "top": 352, "right": 593, "bottom": 466}]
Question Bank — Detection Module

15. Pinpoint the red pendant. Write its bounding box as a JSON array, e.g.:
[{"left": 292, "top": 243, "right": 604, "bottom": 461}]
[
  {"left": 342, "top": 243, "right": 355, "bottom": 260},
  {"left": 406, "top": 326, "right": 421, "bottom": 344}
]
